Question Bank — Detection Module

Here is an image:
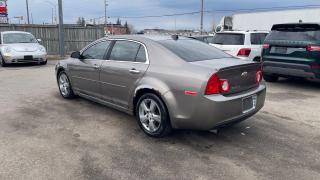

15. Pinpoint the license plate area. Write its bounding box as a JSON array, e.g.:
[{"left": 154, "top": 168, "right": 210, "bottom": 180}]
[
  {"left": 24, "top": 55, "right": 33, "bottom": 60},
  {"left": 271, "top": 47, "right": 288, "bottom": 54},
  {"left": 242, "top": 95, "right": 257, "bottom": 114}
]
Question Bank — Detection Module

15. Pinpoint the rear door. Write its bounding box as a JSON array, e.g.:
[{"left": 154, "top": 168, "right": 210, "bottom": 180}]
[
  {"left": 263, "top": 24, "right": 320, "bottom": 66},
  {"left": 100, "top": 40, "right": 149, "bottom": 109},
  {"left": 211, "top": 33, "right": 245, "bottom": 57}
]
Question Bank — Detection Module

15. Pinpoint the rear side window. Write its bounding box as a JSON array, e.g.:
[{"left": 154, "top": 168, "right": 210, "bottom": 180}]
[
  {"left": 159, "top": 39, "right": 231, "bottom": 62},
  {"left": 212, "top": 33, "right": 245, "bottom": 45},
  {"left": 251, "top": 33, "right": 268, "bottom": 45},
  {"left": 135, "top": 46, "right": 147, "bottom": 62},
  {"left": 266, "top": 30, "right": 320, "bottom": 41},
  {"left": 110, "top": 41, "right": 141, "bottom": 62}
]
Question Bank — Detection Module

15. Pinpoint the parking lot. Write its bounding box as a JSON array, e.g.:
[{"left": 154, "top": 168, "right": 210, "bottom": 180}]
[{"left": 0, "top": 61, "right": 319, "bottom": 180}]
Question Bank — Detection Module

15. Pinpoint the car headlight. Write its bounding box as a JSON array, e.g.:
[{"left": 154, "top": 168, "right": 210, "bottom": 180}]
[
  {"left": 4, "top": 47, "right": 11, "bottom": 53},
  {"left": 38, "top": 47, "right": 46, "bottom": 53}
]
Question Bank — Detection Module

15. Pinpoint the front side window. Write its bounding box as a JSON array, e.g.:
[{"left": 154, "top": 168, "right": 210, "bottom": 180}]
[
  {"left": 82, "top": 41, "right": 111, "bottom": 59},
  {"left": 2, "top": 33, "right": 37, "bottom": 44},
  {"left": 212, "top": 33, "right": 245, "bottom": 45},
  {"left": 109, "top": 41, "right": 141, "bottom": 62},
  {"left": 251, "top": 33, "right": 268, "bottom": 45}
]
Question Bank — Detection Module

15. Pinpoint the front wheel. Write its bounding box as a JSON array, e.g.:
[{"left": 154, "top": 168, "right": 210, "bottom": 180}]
[
  {"left": 58, "top": 71, "right": 75, "bottom": 99},
  {"left": 136, "top": 93, "right": 172, "bottom": 137},
  {"left": 263, "top": 74, "right": 279, "bottom": 82}
]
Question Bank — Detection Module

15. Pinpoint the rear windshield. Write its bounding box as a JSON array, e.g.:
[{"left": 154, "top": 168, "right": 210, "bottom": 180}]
[
  {"left": 159, "top": 39, "right": 231, "bottom": 62},
  {"left": 212, "top": 33, "right": 245, "bottom": 45},
  {"left": 266, "top": 30, "right": 320, "bottom": 41},
  {"left": 251, "top": 33, "right": 268, "bottom": 45}
]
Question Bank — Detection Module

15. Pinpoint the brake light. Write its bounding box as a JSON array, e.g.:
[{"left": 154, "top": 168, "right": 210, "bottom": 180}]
[
  {"left": 205, "top": 74, "right": 230, "bottom": 95},
  {"left": 262, "top": 44, "right": 270, "bottom": 49},
  {"left": 237, "top": 48, "right": 251, "bottom": 57},
  {"left": 256, "top": 70, "right": 263, "bottom": 84},
  {"left": 306, "top": 46, "right": 320, "bottom": 52}
]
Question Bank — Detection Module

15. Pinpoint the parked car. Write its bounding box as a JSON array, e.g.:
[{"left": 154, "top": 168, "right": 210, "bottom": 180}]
[
  {"left": 210, "top": 31, "right": 269, "bottom": 61},
  {"left": 189, "top": 35, "right": 215, "bottom": 44},
  {"left": 0, "top": 31, "right": 47, "bottom": 67},
  {"left": 262, "top": 23, "right": 320, "bottom": 82},
  {"left": 55, "top": 35, "right": 266, "bottom": 137}
]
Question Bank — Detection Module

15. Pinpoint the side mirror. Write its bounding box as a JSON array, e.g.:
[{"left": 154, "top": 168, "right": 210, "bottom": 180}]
[
  {"left": 71, "top": 51, "right": 82, "bottom": 59},
  {"left": 37, "top": 39, "right": 42, "bottom": 43}
]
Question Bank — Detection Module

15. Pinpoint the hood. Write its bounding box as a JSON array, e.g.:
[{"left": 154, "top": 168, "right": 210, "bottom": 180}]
[
  {"left": 4, "top": 43, "right": 41, "bottom": 52},
  {"left": 189, "top": 58, "right": 253, "bottom": 71}
]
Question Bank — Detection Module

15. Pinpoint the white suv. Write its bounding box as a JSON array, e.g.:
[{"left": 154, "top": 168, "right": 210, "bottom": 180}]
[{"left": 210, "top": 31, "right": 268, "bottom": 61}]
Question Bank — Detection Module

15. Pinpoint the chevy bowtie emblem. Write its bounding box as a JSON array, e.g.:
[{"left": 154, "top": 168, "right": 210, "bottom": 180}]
[{"left": 241, "top": 71, "right": 248, "bottom": 77}]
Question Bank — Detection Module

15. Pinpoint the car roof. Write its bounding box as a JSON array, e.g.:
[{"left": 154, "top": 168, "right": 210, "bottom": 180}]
[
  {"left": 1, "top": 31, "right": 32, "bottom": 34},
  {"left": 105, "top": 35, "right": 191, "bottom": 42},
  {"left": 271, "top": 23, "right": 320, "bottom": 30},
  {"left": 217, "top": 30, "right": 269, "bottom": 34}
]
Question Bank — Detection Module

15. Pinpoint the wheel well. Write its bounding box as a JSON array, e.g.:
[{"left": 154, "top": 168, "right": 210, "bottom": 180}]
[
  {"left": 57, "top": 68, "right": 65, "bottom": 77},
  {"left": 133, "top": 88, "right": 166, "bottom": 116},
  {"left": 253, "top": 57, "right": 261, "bottom": 62}
]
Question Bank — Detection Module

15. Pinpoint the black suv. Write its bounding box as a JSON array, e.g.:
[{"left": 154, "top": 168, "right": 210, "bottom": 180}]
[{"left": 262, "top": 23, "right": 320, "bottom": 82}]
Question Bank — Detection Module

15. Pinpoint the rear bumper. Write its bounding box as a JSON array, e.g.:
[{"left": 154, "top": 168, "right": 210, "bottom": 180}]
[
  {"left": 165, "top": 84, "right": 266, "bottom": 130},
  {"left": 263, "top": 61, "right": 320, "bottom": 79}
]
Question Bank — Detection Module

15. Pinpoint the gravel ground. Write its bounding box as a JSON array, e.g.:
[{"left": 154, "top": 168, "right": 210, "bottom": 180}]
[{"left": 0, "top": 61, "right": 319, "bottom": 180}]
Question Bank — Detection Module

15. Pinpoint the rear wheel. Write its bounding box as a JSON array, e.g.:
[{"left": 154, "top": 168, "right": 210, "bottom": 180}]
[
  {"left": 58, "top": 71, "right": 75, "bottom": 99},
  {"left": 136, "top": 93, "right": 172, "bottom": 137},
  {"left": 263, "top": 74, "right": 279, "bottom": 82},
  {"left": 40, "top": 60, "right": 47, "bottom": 65},
  {"left": 0, "top": 57, "right": 6, "bottom": 67}
]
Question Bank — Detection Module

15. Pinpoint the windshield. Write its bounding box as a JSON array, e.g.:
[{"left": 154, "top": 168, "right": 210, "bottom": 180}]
[
  {"left": 159, "top": 39, "right": 231, "bottom": 62},
  {"left": 212, "top": 33, "right": 245, "bottom": 45},
  {"left": 2, "top": 33, "right": 38, "bottom": 44},
  {"left": 266, "top": 30, "right": 320, "bottom": 41}
]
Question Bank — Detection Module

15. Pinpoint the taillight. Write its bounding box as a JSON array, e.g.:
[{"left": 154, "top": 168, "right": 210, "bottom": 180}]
[
  {"left": 237, "top": 48, "right": 251, "bottom": 57},
  {"left": 205, "top": 74, "right": 230, "bottom": 95},
  {"left": 256, "top": 70, "right": 263, "bottom": 84},
  {"left": 262, "top": 44, "right": 270, "bottom": 49},
  {"left": 306, "top": 45, "right": 320, "bottom": 52}
]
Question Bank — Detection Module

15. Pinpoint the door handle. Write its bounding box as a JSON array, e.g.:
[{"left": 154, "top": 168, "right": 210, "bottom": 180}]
[
  {"left": 93, "top": 64, "right": 100, "bottom": 70},
  {"left": 129, "top": 68, "right": 140, "bottom": 74}
]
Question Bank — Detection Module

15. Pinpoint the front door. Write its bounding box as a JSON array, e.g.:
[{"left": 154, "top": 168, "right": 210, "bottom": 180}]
[
  {"left": 100, "top": 40, "right": 149, "bottom": 109},
  {"left": 69, "top": 40, "right": 111, "bottom": 97}
]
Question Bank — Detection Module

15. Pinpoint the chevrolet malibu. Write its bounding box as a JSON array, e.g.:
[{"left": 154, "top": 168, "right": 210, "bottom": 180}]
[
  {"left": 55, "top": 35, "right": 266, "bottom": 137},
  {"left": 0, "top": 31, "right": 47, "bottom": 67}
]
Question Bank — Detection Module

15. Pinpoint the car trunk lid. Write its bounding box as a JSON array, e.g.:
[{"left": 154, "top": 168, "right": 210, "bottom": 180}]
[{"left": 190, "top": 58, "right": 261, "bottom": 95}]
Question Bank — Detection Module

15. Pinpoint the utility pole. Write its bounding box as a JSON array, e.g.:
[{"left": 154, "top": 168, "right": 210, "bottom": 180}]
[
  {"left": 26, "top": 0, "right": 30, "bottom": 24},
  {"left": 104, "top": 0, "right": 108, "bottom": 25},
  {"left": 200, "top": 0, "right": 204, "bottom": 35},
  {"left": 58, "top": 0, "right": 65, "bottom": 57}
]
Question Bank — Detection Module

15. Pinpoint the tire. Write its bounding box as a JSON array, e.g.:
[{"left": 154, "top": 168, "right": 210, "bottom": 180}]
[
  {"left": 0, "top": 57, "right": 6, "bottom": 67},
  {"left": 57, "top": 71, "right": 75, "bottom": 99},
  {"left": 253, "top": 57, "right": 261, "bottom": 62},
  {"left": 263, "top": 74, "right": 279, "bottom": 82},
  {"left": 40, "top": 60, "right": 47, "bottom": 65},
  {"left": 136, "top": 93, "right": 172, "bottom": 137}
]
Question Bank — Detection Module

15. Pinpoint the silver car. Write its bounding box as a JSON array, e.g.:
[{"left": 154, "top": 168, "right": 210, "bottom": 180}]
[
  {"left": 0, "top": 31, "right": 47, "bottom": 67},
  {"left": 55, "top": 35, "right": 266, "bottom": 137}
]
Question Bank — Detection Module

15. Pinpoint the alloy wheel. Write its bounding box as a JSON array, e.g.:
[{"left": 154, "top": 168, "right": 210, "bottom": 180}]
[
  {"left": 138, "top": 98, "right": 162, "bottom": 133},
  {"left": 59, "top": 73, "right": 71, "bottom": 97}
]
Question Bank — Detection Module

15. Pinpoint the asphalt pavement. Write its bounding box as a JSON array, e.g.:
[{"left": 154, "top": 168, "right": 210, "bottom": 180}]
[{"left": 0, "top": 61, "right": 319, "bottom": 180}]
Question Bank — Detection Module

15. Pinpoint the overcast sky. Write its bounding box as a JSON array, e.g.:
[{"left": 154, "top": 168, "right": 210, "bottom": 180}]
[{"left": 7, "top": 0, "right": 320, "bottom": 31}]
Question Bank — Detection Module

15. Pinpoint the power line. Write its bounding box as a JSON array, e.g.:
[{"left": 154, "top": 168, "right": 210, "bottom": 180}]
[{"left": 91, "top": 4, "right": 320, "bottom": 20}]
